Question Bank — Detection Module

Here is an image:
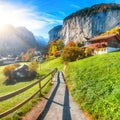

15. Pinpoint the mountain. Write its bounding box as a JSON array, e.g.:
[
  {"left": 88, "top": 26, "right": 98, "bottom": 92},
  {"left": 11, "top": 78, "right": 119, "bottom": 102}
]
[
  {"left": 48, "top": 25, "right": 62, "bottom": 42},
  {"left": 35, "top": 36, "right": 48, "bottom": 54},
  {"left": 0, "top": 25, "right": 37, "bottom": 56},
  {"left": 62, "top": 3, "right": 120, "bottom": 44},
  {"left": 35, "top": 36, "right": 48, "bottom": 46},
  {"left": 49, "top": 3, "right": 120, "bottom": 44}
]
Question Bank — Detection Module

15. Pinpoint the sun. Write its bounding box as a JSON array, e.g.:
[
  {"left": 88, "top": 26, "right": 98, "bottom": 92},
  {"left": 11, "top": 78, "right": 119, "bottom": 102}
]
[
  {"left": 0, "top": 4, "right": 24, "bottom": 28},
  {"left": 0, "top": 4, "right": 25, "bottom": 27}
]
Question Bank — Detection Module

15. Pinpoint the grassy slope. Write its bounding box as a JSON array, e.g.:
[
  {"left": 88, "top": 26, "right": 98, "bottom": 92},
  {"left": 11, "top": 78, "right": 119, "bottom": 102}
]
[
  {"left": 65, "top": 52, "right": 120, "bottom": 120},
  {"left": 0, "top": 58, "right": 63, "bottom": 96},
  {"left": 1, "top": 54, "right": 120, "bottom": 120},
  {"left": 0, "top": 58, "right": 63, "bottom": 120}
]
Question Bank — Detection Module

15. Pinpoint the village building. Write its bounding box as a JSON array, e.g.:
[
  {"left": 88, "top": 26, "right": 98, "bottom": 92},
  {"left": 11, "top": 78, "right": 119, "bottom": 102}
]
[
  {"left": 14, "top": 64, "right": 29, "bottom": 79},
  {"left": 0, "top": 57, "right": 16, "bottom": 65},
  {"left": 85, "top": 34, "right": 120, "bottom": 55}
]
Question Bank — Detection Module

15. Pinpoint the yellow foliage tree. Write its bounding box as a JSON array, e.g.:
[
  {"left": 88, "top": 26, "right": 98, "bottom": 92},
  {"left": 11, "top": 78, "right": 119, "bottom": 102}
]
[
  {"left": 101, "top": 26, "right": 120, "bottom": 36},
  {"left": 48, "top": 40, "right": 64, "bottom": 56},
  {"left": 3, "top": 65, "right": 16, "bottom": 84}
]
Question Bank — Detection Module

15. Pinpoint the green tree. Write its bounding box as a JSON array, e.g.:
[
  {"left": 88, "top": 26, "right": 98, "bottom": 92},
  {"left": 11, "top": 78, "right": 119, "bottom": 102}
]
[{"left": 76, "top": 41, "right": 84, "bottom": 47}]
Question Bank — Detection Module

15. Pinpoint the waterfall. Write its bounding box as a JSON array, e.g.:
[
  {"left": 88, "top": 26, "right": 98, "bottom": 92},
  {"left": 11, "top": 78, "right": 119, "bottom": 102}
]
[{"left": 65, "top": 23, "right": 69, "bottom": 45}]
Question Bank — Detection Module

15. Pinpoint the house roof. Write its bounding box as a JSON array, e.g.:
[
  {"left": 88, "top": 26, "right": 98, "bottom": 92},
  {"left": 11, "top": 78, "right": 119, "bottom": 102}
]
[
  {"left": 15, "top": 64, "right": 28, "bottom": 72},
  {"left": 89, "top": 34, "right": 120, "bottom": 42}
]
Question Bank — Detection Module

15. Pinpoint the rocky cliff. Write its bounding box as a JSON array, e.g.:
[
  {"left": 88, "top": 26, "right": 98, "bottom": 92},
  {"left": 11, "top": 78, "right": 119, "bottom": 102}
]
[
  {"left": 48, "top": 25, "right": 62, "bottom": 41},
  {"left": 61, "top": 3, "right": 120, "bottom": 44}
]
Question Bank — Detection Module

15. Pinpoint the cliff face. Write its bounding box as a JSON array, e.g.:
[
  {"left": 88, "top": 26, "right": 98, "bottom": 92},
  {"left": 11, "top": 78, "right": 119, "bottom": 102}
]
[
  {"left": 48, "top": 25, "right": 62, "bottom": 41},
  {"left": 61, "top": 3, "right": 120, "bottom": 44}
]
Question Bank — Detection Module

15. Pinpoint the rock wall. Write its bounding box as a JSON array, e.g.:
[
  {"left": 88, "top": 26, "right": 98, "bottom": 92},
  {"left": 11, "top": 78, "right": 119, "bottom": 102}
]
[
  {"left": 62, "top": 10, "right": 120, "bottom": 43},
  {"left": 61, "top": 3, "right": 120, "bottom": 44},
  {"left": 48, "top": 25, "right": 62, "bottom": 41}
]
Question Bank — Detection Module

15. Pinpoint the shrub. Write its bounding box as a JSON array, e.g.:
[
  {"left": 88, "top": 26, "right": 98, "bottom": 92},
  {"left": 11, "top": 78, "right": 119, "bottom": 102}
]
[
  {"left": 85, "top": 47, "right": 93, "bottom": 56},
  {"left": 61, "top": 46, "right": 85, "bottom": 62},
  {"left": 3, "top": 65, "right": 16, "bottom": 84},
  {"left": 76, "top": 42, "right": 84, "bottom": 47},
  {"left": 56, "top": 40, "right": 64, "bottom": 50},
  {"left": 27, "top": 62, "right": 39, "bottom": 79}
]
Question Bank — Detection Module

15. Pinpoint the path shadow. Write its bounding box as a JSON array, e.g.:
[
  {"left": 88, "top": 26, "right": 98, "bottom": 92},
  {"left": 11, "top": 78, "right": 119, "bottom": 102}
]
[
  {"left": 37, "top": 72, "right": 60, "bottom": 120},
  {"left": 62, "top": 72, "right": 71, "bottom": 120},
  {"left": 37, "top": 72, "right": 71, "bottom": 120}
]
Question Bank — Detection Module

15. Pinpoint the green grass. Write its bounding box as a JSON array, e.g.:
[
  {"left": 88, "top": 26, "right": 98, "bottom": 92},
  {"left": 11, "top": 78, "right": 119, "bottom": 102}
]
[
  {"left": 0, "top": 77, "right": 52, "bottom": 120},
  {"left": 38, "top": 57, "right": 63, "bottom": 75},
  {"left": 0, "top": 58, "right": 63, "bottom": 120},
  {"left": 65, "top": 52, "right": 120, "bottom": 120}
]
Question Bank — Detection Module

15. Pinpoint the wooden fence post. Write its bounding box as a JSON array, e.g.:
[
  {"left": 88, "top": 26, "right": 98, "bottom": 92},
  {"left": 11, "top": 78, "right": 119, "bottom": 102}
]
[
  {"left": 39, "top": 81, "right": 41, "bottom": 96},
  {"left": 0, "top": 68, "right": 58, "bottom": 119}
]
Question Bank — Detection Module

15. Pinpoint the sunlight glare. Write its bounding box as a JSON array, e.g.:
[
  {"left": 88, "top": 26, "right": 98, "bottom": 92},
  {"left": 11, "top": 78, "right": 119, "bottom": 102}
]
[{"left": 0, "top": 5, "right": 21, "bottom": 28}]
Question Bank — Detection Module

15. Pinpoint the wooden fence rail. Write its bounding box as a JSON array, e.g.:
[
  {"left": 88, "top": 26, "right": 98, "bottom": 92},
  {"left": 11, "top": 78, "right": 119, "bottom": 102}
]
[{"left": 0, "top": 68, "right": 57, "bottom": 118}]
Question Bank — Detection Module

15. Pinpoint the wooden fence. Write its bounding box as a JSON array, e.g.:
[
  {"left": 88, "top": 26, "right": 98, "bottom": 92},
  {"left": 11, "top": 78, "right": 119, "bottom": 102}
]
[{"left": 0, "top": 68, "right": 57, "bottom": 118}]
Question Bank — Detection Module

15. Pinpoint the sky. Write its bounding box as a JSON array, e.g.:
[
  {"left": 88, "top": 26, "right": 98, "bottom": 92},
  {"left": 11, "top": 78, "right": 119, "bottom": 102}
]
[{"left": 0, "top": 0, "right": 120, "bottom": 39}]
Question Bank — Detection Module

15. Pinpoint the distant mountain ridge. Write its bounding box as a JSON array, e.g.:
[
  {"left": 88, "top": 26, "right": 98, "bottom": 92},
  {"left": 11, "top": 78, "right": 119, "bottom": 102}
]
[
  {"left": 35, "top": 36, "right": 48, "bottom": 53},
  {"left": 0, "top": 25, "right": 45, "bottom": 56},
  {"left": 64, "top": 3, "right": 120, "bottom": 21}
]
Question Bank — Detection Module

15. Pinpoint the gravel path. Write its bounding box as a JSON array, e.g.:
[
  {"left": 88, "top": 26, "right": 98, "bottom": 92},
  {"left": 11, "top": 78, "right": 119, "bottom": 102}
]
[{"left": 37, "top": 71, "right": 88, "bottom": 120}]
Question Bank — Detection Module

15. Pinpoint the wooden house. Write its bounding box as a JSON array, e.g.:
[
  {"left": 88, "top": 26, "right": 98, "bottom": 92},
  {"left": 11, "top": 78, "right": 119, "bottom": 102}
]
[{"left": 85, "top": 34, "right": 120, "bottom": 55}]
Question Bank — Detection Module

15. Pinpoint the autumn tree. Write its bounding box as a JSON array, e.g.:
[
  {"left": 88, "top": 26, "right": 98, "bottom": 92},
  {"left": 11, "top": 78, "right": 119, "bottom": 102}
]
[
  {"left": 27, "top": 48, "right": 35, "bottom": 60},
  {"left": 61, "top": 46, "right": 85, "bottom": 62},
  {"left": 48, "top": 41, "right": 57, "bottom": 56},
  {"left": 53, "top": 51, "right": 60, "bottom": 57},
  {"left": 48, "top": 40, "right": 64, "bottom": 56},
  {"left": 21, "top": 54, "right": 28, "bottom": 61},
  {"left": 21, "top": 48, "right": 35, "bottom": 61},
  {"left": 3, "top": 65, "right": 16, "bottom": 84},
  {"left": 68, "top": 40, "right": 76, "bottom": 47},
  {"left": 101, "top": 26, "right": 120, "bottom": 36}
]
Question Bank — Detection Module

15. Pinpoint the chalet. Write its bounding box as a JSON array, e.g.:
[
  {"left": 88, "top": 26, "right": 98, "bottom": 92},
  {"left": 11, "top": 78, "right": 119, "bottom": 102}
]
[
  {"left": 85, "top": 34, "right": 120, "bottom": 55},
  {"left": 14, "top": 64, "right": 37, "bottom": 81},
  {"left": 0, "top": 57, "right": 16, "bottom": 65},
  {"left": 14, "top": 64, "right": 29, "bottom": 79}
]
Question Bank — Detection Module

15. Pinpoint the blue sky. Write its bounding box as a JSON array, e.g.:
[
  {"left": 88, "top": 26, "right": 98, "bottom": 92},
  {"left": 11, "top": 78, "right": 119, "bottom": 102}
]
[{"left": 0, "top": 0, "right": 120, "bottom": 39}]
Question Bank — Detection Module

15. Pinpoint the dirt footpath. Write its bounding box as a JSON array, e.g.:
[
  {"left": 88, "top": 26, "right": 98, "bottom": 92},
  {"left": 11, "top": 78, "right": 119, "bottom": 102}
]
[{"left": 22, "top": 71, "right": 89, "bottom": 120}]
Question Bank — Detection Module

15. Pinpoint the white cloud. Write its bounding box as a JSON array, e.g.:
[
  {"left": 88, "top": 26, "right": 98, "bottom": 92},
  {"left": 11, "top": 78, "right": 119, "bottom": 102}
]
[
  {"left": 0, "top": 2, "right": 62, "bottom": 38},
  {"left": 58, "top": 11, "right": 66, "bottom": 17},
  {"left": 70, "top": 4, "right": 80, "bottom": 9}
]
